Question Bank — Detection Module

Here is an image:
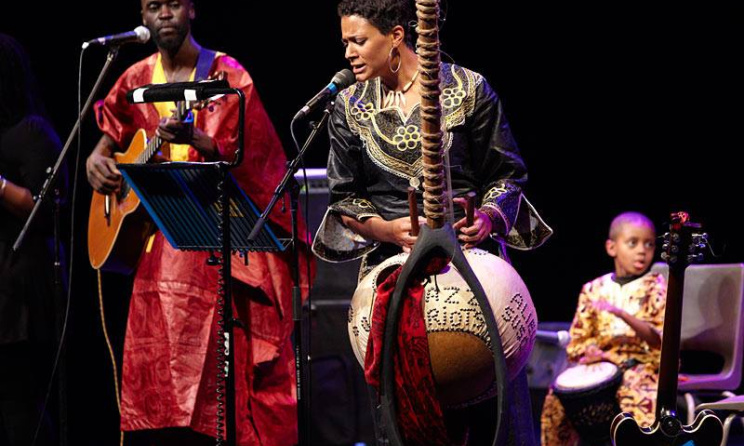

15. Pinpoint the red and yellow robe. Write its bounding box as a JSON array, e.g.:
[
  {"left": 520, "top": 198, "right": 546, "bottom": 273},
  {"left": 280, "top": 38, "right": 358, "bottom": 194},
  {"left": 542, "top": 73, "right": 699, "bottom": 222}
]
[{"left": 95, "top": 52, "right": 312, "bottom": 446}]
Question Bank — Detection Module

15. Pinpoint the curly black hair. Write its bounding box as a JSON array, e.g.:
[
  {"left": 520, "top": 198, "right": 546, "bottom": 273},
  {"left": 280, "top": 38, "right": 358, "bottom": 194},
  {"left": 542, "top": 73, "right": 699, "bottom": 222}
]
[
  {"left": 338, "top": 0, "right": 417, "bottom": 46},
  {"left": 0, "top": 34, "right": 44, "bottom": 129}
]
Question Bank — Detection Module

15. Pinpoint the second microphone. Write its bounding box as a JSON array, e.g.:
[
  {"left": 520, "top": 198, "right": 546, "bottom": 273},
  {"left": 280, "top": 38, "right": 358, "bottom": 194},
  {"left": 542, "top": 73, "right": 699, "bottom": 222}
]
[{"left": 293, "top": 69, "right": 355, "bottom": 121}]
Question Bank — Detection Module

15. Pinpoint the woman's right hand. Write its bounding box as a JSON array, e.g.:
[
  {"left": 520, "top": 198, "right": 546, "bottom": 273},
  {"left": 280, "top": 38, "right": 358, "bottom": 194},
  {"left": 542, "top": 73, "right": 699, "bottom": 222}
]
[
  {"left": 380, "top": 216, "right": 425, "bottom": 253},
  {"left": 341, "top": 214, "right": 426, "bottom": 253}
]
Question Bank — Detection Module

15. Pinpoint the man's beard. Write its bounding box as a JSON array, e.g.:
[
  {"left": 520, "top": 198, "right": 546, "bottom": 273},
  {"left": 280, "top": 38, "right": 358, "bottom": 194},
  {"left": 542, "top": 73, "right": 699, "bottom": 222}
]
[{"left": 151, "top": 25, "right": 189, "bottom": 53}]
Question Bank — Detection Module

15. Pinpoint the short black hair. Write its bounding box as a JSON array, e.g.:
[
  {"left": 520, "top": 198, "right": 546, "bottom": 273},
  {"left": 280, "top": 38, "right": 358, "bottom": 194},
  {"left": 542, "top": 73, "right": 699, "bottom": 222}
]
[
  {"left": 608, "top": 212, "right": 655, "bottom": 240},
  {"left": 338, "top": 0, "right": 417, "bottom": 46}
]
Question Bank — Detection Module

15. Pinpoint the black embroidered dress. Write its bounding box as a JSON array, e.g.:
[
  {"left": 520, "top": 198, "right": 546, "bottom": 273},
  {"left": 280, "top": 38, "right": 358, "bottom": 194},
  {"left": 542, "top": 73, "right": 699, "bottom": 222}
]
[{"left": 313, "top": 63, "right": 551, "bottom": 270}]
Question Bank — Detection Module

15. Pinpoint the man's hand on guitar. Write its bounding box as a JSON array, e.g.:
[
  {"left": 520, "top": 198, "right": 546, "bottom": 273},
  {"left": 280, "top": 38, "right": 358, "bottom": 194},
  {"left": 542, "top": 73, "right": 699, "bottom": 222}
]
[
  {"left": 157, "top": 115, "right": 218, "bottom": 160},
  {"left": 86, "top": 150, "right": 121, "bottom": 195},
  {"left": 157, "top": 116, "right": 193, "bottom": 144}
]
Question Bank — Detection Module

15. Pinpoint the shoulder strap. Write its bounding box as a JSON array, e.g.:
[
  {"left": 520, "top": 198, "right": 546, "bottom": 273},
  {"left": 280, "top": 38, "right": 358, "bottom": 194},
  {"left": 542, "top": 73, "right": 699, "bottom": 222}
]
[{"left": 195, "top": 48, "right": 217, "bottom": 81}]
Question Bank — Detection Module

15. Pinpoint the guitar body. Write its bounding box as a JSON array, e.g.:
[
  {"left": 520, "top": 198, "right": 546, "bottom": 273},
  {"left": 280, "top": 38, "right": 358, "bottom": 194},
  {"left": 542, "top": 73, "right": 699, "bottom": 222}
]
[
  {"left": 88, "top": 129, "right": 160, "bottom": 274},
  {"left": 612, "top": 409, "right": 722, "bottom": 445}
]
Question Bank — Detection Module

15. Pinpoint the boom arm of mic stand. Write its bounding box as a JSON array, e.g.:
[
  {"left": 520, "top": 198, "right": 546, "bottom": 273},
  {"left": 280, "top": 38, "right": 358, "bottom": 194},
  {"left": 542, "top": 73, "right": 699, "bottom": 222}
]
[
  {"left": 13, "top": 46, "right": 121, "bottom": 252},
  {"left": 247, "top": 100, "right": 333, "bottom": 242}
]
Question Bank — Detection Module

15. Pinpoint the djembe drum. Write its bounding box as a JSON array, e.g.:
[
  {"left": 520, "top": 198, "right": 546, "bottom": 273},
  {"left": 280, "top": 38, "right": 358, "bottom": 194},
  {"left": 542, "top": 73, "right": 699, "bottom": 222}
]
[{"left": 553, "top": 361, "right": 623, "bottom": 444}]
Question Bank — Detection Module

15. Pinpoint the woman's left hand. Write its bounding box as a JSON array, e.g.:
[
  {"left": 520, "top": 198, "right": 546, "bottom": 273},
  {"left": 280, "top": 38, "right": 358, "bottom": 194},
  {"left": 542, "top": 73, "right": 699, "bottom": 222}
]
[{"left": 452, "top": 197, "right": 492, "bottom": 248}]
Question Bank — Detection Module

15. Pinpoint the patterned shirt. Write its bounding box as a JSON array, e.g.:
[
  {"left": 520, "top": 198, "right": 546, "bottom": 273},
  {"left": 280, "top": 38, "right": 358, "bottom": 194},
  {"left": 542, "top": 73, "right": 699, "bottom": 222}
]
[{"left": 567, "top": 272, "right": 666, "bottom": 368}]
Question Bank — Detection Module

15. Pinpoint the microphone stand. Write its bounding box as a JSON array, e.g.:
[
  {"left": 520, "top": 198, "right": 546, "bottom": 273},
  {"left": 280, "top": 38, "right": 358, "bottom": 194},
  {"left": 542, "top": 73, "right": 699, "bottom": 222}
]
[
  {"left": 13, "top": 45, "right": 121, "bottom": 446},
  {"left": 248, "top": 100, "right": 334, "bottom": 445},
  {"left": 14, "top": 46, "right": 120, "bottom": 251}
]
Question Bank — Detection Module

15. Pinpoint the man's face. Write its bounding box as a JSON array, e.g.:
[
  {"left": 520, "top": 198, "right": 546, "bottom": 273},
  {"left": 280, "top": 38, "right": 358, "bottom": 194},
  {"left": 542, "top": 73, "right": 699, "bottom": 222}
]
[{"left": 141, "top": 0, "right": 194, "bottom": 53}]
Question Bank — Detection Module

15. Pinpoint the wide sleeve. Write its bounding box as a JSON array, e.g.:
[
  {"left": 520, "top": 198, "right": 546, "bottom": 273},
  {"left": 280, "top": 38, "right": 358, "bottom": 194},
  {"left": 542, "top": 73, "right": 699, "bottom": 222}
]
[
  {"left": 467, "top": 77, "right": 552, "bottom": 250},
  {"left": 312, "top": 95, "right": 381, "bottom": 262},
  {"left": 94, "top": 57, "right": 159, "bottom": 150},
  {"left": 196, "top": 55, "right": 308, "bottom": 244},
  {"left": 468, "top": 78, "right": 525, "bottom": 229}
]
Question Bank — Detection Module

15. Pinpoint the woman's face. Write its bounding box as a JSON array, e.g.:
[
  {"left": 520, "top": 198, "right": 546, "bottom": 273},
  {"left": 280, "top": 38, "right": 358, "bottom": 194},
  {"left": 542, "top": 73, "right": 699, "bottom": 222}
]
[{"left": 341, "top": 15, "right": 393, "bottom": 82}]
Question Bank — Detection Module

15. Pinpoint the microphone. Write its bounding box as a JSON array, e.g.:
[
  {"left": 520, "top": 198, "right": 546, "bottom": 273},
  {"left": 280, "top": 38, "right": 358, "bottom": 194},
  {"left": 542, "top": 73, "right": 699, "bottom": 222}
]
[
  {"left": 293, "top": 69, "right": 355, "bottom": 120},
  {"left": 82, "top": 26, "right": 151, "bottom": 49},
  {"left": 535, "top": 330, "right": 571, "bottom": 348},
  {"left": 126, "top": 79, "right": 231, "bottom": 104}
]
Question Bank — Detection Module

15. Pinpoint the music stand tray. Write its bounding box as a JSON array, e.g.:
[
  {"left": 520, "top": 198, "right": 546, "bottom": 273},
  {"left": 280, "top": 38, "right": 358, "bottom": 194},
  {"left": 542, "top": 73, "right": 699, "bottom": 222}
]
[{"left": 118, "top": 161, "right": 290, "bottom": 252}]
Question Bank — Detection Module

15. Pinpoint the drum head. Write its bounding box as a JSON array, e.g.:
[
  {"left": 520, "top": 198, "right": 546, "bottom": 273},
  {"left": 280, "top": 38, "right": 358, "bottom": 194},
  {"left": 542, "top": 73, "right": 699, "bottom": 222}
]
[{"left": 554, "top": 362, "right": 620, "bottom": 392}]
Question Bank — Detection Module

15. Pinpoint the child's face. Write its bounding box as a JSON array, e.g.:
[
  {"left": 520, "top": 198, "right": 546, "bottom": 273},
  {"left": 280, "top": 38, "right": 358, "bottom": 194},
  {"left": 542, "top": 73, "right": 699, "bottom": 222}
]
[{"left": 606, "top": 223, "right": 656, "bottom": 277}]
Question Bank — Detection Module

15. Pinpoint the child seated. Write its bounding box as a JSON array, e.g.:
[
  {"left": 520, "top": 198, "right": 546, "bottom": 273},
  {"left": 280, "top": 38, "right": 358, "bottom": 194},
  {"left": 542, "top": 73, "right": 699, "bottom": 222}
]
[{"left": 540, "top": 212, "right": 667, "bottom": 445}]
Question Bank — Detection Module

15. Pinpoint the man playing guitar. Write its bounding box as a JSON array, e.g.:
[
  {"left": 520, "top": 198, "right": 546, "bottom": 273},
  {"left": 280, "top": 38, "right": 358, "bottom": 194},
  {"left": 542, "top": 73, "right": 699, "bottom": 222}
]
[{"left": 85, "top": 1, "right": 311, "bottom": 445}]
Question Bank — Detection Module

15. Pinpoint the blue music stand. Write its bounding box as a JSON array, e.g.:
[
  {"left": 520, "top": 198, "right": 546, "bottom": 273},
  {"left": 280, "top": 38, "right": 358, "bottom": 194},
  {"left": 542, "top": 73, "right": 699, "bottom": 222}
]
[
  {"left": 118, "top": 161, "right": 289, "bottom": 252},
  {"left": 118, "top": 160, "right": 288, "bottom": 446}
]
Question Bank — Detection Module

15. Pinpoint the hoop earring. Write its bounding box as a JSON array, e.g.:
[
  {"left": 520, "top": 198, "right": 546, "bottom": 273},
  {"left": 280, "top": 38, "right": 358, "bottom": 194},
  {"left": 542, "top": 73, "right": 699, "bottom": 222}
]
[{"left": 388, "top": 46, "right": 401, "bottom": 74}]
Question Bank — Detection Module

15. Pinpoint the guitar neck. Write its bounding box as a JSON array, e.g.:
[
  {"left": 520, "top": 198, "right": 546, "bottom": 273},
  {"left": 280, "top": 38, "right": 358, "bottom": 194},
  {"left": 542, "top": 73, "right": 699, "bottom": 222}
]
[
  {"left": 135, "top": 135, "right": 163, "bottom": 164},
  {"left": 655, "top": 214, "right": 704, "bottom": 419},
  {"left": 134, "top": 101, "right": 189, "bottom": 164},
  {"left": 656, "top": 264, "right": 685, "bottom": 417}
]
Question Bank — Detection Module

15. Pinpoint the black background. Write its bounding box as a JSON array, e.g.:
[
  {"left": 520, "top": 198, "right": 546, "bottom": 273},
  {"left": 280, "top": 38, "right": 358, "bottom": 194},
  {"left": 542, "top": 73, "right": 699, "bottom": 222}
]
[{"left": 1, "top": 2, "right": 740, "bottom": 444}]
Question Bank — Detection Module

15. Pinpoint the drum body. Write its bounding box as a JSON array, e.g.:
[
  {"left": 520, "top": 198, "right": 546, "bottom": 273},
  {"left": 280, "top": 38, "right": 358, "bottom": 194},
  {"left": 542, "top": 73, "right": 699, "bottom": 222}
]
[
  {"left": 553, "top": 361, "right": 623, "bottom": 444},
  {"left": 348, "top": 248, "right": 537, "bottom": 407}
]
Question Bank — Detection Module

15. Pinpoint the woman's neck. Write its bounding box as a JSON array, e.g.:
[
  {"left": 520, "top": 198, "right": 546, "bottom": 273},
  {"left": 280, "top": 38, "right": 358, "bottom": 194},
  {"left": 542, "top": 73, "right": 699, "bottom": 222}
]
[{"left": 381, "top": 46, "right": 419, "bottom": 92}]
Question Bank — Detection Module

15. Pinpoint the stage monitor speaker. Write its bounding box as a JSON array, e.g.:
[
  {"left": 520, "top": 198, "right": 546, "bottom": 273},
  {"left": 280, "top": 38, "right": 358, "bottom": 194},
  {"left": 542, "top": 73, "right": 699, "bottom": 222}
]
[
  {"left": 526, "top": 321, "right": 571, "bottom": 435},
  {"left": 310, "top": 299, "right": 375, "bottom": 445}
]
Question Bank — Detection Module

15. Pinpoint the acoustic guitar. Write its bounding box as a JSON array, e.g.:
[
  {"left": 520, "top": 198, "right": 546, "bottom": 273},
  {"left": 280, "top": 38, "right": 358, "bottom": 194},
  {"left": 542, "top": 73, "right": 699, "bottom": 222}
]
[
  {"left": 611, "top": 212, "right": 722, "bottom": 445},
  {"left": 87, "top": 101, "right": 190, "bottom": 273}
]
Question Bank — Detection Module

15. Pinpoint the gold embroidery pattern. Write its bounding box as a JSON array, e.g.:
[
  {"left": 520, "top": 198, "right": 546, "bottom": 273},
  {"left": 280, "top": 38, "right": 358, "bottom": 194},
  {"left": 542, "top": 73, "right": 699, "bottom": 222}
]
[
  {"left": 442, "top": 86, "right": 467, "bottom": 109},
  {"left": 443, "top": 65, "right": 479, "bottom": 129},
  {"left": 483, "top": 186, "right": 509, "bottom": 201},
  {"left": 392, "top": 125, "right": 422, "bottom": 152},
  {"left": 352, "top": 198, "right": 374, "bottom": 209},
  {"left": 341, "top": 64, "right": 479, "bottom": 179},
  {"left": 351, "top": 101, "right": 374, "bottom": 121}
]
